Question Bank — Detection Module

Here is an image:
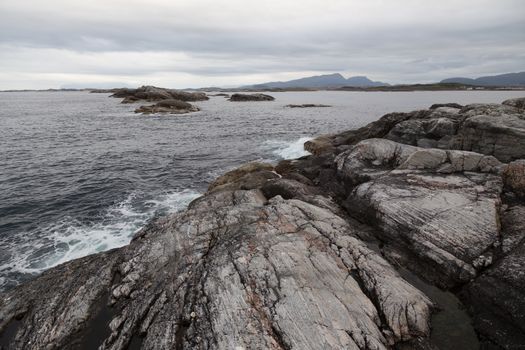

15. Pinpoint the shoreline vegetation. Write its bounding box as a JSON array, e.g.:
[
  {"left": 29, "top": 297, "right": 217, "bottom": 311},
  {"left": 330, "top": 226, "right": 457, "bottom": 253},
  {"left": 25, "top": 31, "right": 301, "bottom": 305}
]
[{"left": 1, "top": 97, "right": 524, "bottom": 349}]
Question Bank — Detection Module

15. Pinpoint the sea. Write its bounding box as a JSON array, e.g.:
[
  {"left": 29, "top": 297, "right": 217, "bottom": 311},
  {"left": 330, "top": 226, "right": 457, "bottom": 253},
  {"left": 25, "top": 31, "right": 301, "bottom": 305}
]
[{"left": 1, "top": 90, "right": 523, "bottom": 291}]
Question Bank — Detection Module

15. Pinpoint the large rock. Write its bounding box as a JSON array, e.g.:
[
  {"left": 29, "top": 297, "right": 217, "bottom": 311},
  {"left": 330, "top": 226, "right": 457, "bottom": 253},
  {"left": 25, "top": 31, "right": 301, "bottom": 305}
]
[
  {"left": 304, "top": 111, "right": 424, "bottom": 155},
  {"left": 501, "top": 97, "right": 525, "bottom": 111},
  {"left": 0, "top": 189, "right": 433, "bottom": 349},
  {"left": 207, "top": 162, "right": 277, "bottom": 193},
  {"left": 461, "top": 242, "right": 525, "bottom": 349},
  {"left": 385, "top": 101, "right": 525, "bottom": 162},
  {"left": 336, "top": 139, "right": 503, "bottom": 287},
  {"left": 306, "top": 98, "right": 525, "bottom": 162},
  {"left": 502, "top": 160, "right": 525, "bottom": 197},
  {"left": 111, "top": 86, "right": 209, "bottom": 103},
  {"left": 228, "top": 93, "right": 275, "bottom": 102},
  {"left": 134, "top": 99, "right": 199, "bottom": 115}
]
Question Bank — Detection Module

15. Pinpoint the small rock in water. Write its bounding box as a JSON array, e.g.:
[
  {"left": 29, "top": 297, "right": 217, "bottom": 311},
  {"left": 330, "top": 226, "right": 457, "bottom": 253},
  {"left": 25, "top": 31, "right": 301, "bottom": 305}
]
[
  {"left": 134, "top": 99, "right": 199, "bottom": 115},
  {"left": 228, "top": 93, "right": 275, "bottom": 101},
  {"left": 285, "top": 104, "right": 331, "bottom": 108}
]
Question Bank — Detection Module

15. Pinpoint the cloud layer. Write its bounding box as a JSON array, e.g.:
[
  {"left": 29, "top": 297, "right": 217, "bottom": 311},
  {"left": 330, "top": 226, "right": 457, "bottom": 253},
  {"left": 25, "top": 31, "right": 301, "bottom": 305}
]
[{"left": 1, "top": 0, "right": 524, "bottom": 89}]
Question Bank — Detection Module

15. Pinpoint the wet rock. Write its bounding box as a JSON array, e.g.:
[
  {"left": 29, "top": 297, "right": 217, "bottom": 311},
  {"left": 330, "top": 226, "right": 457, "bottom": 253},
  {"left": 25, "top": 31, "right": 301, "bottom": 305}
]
[
  {"left": 228, "top": 93, "right": 275, "bottom": 102},
  {"left": 461, "top": 242, "right": 525, "bottom": 349},
  {"left": 134, "top": 99, "right": 199, "bottom": 115}
]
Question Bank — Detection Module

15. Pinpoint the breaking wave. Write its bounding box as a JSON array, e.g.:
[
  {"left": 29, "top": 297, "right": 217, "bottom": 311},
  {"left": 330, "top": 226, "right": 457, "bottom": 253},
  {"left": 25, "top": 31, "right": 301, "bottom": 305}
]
[
  {"left": 0, "top": 189, "right": 200, "bottom": 290},
  {"left": 263, "top": 136, "right": 312, "bottom": 160}
]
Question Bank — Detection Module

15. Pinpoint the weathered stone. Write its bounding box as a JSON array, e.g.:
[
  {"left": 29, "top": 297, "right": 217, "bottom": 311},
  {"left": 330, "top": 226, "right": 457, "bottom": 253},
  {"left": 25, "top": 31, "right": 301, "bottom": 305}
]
[
  {"left": 499, "top": 205, "right": 525, "bottom": 255},
  {"left": 134, "top": 99, "right": 199, "bottom": 115},
  {"left": 453, "top": 113, "right": 525, "bottom": 162},
  {"left": 305, "top": 111, "right": 418, "bottom": 155},
  {"left": 308, "top": 99, "right": 525, "bottom": 162},
  {"left": 336, "top": 139, "right": 503, "bottom": 287},
  {"left": 502, "top": 160, "right": 525, "bottom": 197},
  {"left": 502, "top": 97, "right": 525, "bottom": 111},
  {"left": 228, "top": 93, "right": 275, "bottom": 102},
  {"left": 0, "top": 190, "right": 433, "bottom": 350},
  {"left": 461, "top": 242, "right": 525, "bottom": 349},
  {"left": 111, "top": 86, "right": 209, "bottom": 103},
  {"left": 207, "top": 162, "right": 275, "bottom": 192}
]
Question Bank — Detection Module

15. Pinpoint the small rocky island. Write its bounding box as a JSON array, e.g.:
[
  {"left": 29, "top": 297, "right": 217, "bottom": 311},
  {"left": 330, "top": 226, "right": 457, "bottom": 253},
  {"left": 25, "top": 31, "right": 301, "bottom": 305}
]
[
  {"left": 1, "top": 98, "right": 525, "bottom": 349},
  {"left": 134, "top": 100, "right": 199, "bottom": 115},
  {"left": 110, "top": 86, "right": 208, "bottom": 115},
  {"left": 285, "top": 104, "right": 331, "bottom": 108},
  {"left": 228, "top": 93, "right": 275, "bottom": 101}
]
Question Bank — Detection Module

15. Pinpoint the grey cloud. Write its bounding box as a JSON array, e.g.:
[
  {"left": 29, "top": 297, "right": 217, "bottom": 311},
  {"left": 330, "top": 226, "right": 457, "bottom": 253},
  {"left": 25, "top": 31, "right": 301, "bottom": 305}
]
[{"left": 0, "top": 0, "right": 524, "bottom": 88}]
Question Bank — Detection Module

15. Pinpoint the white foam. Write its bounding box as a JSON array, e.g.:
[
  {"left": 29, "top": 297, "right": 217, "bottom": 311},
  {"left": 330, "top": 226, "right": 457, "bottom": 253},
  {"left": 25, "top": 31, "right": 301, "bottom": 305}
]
[
  {"left": 145, "top": 189, "right": 201, "bottom": 215},
  {"left": 0, "top": 189, "right": 201, "bottom": 289},
  {"left": 263, "top": 136, "right": 312, "bottom": 160}
]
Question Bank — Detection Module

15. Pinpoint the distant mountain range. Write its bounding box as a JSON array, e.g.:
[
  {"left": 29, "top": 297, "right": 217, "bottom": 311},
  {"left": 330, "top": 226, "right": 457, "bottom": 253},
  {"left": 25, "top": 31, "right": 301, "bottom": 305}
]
[
  {"left": 243, "top": 71, "right": 525, "bottom": 90},
  {"left": 440, "top": 72, "right": 525, "bottom": 87},
  {"left": 245, "top": 73, "right": 389, "bottom": 89}
]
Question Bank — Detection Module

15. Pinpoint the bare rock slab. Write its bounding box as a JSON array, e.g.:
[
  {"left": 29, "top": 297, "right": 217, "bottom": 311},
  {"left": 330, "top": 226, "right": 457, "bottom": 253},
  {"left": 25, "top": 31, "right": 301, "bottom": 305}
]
[
  {"left": 336, "top": 139, "right": 503, "bottom": 287},
  {"left": 0, "top": 189, "right": 433, "bottom": 349}
]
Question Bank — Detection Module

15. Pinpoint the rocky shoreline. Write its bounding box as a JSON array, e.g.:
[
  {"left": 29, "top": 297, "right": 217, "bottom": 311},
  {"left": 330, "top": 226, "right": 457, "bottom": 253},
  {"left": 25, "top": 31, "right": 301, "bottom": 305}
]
[{"left": 1, "top": 98, "right": 525, "bottom": 349}]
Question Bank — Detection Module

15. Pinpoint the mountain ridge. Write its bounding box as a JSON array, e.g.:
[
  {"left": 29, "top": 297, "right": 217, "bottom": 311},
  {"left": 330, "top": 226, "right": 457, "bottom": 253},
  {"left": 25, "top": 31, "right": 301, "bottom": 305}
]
[
  {"left": 245, "top": 73, "right": 389, "bottom": 89},
  {"left": 441, "top": 71, "right": 525, "bottom": 87},
  {"left": 243, "top": 71, "right": 525, "bottom": 90}
]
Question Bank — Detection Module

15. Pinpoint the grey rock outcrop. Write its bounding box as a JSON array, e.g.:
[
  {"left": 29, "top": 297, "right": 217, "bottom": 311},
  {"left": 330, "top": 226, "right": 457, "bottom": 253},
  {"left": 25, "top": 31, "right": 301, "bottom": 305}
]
[
  {"left": 228, "top": 93, "right": 275, "bottom": 102},
  {"left": 502, "top": 160, "right": 525, "bottom": 198},
  {"left": 461, "top": 241, "right": 525, "bottom": 349},
  {"left": 134, "top": 99, "right": 199, "bottom": 115},
  {"left": 306, "top": 98, "right": 525, "bottom": 162},
  {"left": 109, "top": 86, "right": 206, "bottom": 115},
  {"left": 0, "top": 189, "right": 433, "bottom": 349},
  {"left": 335, "top": 139, "right": 503, "bottom": 287},
  {"left": 502, "top": 96, "right": 525, "bottom": 110},
  {"left": 111, "top": 86, "right": 209, "bottom": 103}
]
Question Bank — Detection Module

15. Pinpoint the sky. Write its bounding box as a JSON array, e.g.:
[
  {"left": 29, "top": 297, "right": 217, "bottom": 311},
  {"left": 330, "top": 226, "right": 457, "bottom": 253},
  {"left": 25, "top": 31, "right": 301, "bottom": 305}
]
[{"left": 0, "top": 0, "right": 524, "bottom": 89}]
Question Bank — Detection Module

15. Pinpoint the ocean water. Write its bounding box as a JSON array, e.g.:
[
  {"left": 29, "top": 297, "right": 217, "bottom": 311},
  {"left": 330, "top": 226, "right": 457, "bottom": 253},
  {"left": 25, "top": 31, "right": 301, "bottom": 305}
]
[{"left": 0, "top": 90, "right": 523, "bottom": 291}]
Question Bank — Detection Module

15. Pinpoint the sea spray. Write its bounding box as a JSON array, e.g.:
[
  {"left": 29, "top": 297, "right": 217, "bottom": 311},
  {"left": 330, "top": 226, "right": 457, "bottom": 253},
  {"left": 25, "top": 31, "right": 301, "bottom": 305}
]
[
  {"left": 0, "top": 189, "right": 200, "bottom": 291},
  {"left": 263, "top": 136, "right": 312, "bottom": 160}
]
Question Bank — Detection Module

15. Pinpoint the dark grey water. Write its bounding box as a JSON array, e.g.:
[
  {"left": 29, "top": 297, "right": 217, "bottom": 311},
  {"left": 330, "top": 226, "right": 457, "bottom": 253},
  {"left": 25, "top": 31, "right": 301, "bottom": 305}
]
[{"left": 1, "top": 90, "right": 523, "bottom": 292}]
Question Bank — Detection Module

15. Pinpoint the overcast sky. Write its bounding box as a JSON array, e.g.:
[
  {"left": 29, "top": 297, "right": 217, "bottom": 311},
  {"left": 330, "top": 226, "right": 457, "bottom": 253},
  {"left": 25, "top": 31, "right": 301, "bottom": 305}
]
[{"left": 0, "top": 0, "right": 524, "bottom": 89}]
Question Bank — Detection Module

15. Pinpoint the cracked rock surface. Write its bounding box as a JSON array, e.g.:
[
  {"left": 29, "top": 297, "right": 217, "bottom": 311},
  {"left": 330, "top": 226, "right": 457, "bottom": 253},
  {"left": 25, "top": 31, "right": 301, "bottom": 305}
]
[
  {"left": 1, "top": 97, "right": 525, "bottom": 349},
  {"left": 0, "top": 190, "right": 433, "bottom": 350},
  {"left": 335, "top": 138, "right": 503, "bottom": 287}
]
